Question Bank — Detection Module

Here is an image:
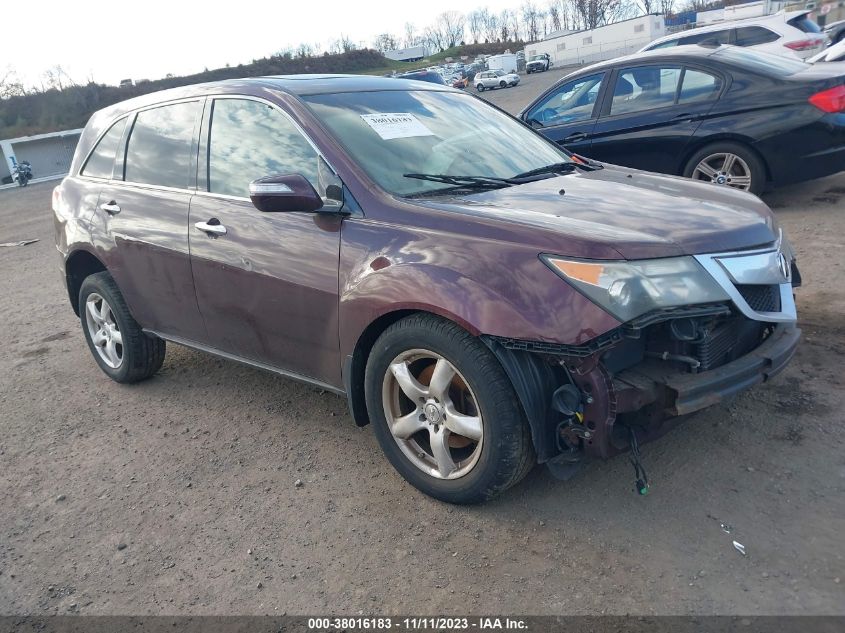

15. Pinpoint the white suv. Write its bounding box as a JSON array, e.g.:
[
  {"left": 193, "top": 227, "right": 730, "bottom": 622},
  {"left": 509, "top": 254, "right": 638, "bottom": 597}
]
[
  {"left": 475, "top": 70, "right": 520, "bottom": 91},
  {"left": 641, "top": 11, "right": 827, "bottom": 60}
]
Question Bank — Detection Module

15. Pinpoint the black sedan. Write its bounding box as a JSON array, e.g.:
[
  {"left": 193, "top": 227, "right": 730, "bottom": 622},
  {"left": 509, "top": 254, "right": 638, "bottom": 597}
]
[{"left": 519, "top": 45, "right": 845, "bottom": 194}]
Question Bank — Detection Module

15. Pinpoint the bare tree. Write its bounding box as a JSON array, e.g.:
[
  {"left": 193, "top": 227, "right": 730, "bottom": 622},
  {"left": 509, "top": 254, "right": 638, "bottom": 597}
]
[
  {"left": 42, "top": 65, "right": 76, "bottom": 91},
  {"left": 572, "top": 0, "right": 636, "bottom": 30},
  {"left": 0, "top": 67, "right": 27, "bottom": 98},
  {"left": 403, "top": 22, "right": 419, "bottom": 48},
  {"left": 638, "top": 0, "right": 655, "bottom": 13},
  {"left": 295, "top": 43, "right": 315, "bottom": 58},
  {"left": 467, "top": 9, "right": 485, "bottom": 44},
  {"left": 434, "top": 11, "right": 466, "bottom": 49},
  {"left": 548, "top": 3, "right": 562, "bottom": 30},
  {"left": 522, "top": 1, "right": 541, "bottom": 42},
  {"left": 372, "top": 33, "right": 399, "bottom": 52},
  {"left": 659, "top": 0, "right": 676, "bottom": 15},
  {"left": 481, "top": 8, "right": 500, "bottom": 42}
]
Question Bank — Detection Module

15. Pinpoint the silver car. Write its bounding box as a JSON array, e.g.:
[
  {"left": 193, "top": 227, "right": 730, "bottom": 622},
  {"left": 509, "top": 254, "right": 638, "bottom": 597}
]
[{"left": 475, "top": 69, "right": 520, "bottom": 91}]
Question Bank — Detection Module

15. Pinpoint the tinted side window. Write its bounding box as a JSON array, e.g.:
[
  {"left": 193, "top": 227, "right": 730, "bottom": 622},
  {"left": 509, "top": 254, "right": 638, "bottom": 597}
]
[
  {"left": 208, "top": 99, "right": 319, "bottom": 198},
  {"left": 125, "top": 101, "right": 200, "bottom": 188},
  {"left": 679, "top": 29, "right": 732, "bottom": 45},
  {"left": 527, "top": 73, "right": 604, "bottom": 126},
  {"left": 650, "top": 39, "right": 679, "bottom": 49},
  {"left": 735, "top": 26, "right": 779, "bottom": 46},
  {"left": 81, "top": 118, "right": 127, "bottom": 179},
  {"left": 678, "top": 69, "right": 722, "bottom": 103},
  {"left": 610, "top": 66, "right": 681, "bottom": 115}
]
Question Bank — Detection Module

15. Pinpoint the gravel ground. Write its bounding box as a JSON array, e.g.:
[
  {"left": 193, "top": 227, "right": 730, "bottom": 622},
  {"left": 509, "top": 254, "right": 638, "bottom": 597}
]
[{"left": 1, "top": 99, "right": 844, "bottom": 615}]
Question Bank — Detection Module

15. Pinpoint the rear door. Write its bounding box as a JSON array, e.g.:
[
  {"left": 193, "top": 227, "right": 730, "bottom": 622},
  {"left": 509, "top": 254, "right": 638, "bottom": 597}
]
[
  {"left": 522, "top": 72, "right": 606, "bottom": 154},
  {"left": 587, "top": 64, "right": 723, "bottom": 174},
  {"left": 92, "top": 99, "right": 206, "bottom": 339},
  {"left": 188, "top": 96, "right": 342, "bottom": 385}
]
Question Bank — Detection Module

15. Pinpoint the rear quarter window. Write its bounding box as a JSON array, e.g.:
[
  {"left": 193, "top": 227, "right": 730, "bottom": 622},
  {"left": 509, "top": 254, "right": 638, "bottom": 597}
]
[
  {"left": 734, "top": 26, "right": 780, "bottom": 46},
  {"left": 81, "top": 118, "right": 127, "bottom": 179},
  {"left": 787, "top": 14, "right": 822, "bottom": 34}
]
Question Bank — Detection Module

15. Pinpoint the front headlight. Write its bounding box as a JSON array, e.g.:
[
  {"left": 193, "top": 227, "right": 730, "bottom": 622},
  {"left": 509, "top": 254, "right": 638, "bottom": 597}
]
[{"left": 542, "top": 255, "right": 730, "bottom": 322}]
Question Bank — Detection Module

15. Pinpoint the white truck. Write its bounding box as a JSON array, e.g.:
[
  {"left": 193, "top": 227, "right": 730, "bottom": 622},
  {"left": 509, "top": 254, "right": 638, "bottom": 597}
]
[{"left": 526, "top": 53, "right": 552, "bottom": 73}]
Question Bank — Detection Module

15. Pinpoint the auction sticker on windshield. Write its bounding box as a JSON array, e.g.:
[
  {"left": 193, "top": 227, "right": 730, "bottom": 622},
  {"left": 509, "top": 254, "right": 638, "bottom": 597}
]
[{"left": 360, "top": 113, "right": 435, "bottom": 140}]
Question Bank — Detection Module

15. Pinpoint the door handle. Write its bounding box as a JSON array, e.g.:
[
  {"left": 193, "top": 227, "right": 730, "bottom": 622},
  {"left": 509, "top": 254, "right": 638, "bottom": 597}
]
[
  {"left": 194, "top": 220, "right": 227, "bottom": 236},
  {"left": 672, "top": 113, "right": 695, "bottom": 122},
  {"left": 562, "top": 132, "right": 587, "bottom": 143},
  {"left": 100, "top": 201, "right": 121, "bottom": 215}
]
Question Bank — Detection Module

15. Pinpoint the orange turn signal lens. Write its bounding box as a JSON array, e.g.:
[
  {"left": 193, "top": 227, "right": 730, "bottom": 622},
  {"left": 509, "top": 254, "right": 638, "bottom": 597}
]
[{"left": 547, "top": 259, "right": 605, "bottom": 286}]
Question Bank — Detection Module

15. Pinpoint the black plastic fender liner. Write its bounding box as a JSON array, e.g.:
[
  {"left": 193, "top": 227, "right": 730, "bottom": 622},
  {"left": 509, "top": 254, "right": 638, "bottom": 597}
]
[{"left": 481, "top": 336, "right": 562, "bottom": 463}]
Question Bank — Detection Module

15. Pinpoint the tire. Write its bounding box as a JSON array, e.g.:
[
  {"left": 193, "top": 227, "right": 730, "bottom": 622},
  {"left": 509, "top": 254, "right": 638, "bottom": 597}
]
[
  {"left": 365, "top": 313, "right": 535, "bottom": 504},
  {"left": 499, "top": 80, "right": 507, "bottom": 89},
  {"left": 476, "top": 83, "right": 484, "bottom": 92},
  {"left": 79, "top": 271, "right": 166, "bottom": 383},
  {"left": 683, "top": 141, "right": 766, "bottom": 196}
]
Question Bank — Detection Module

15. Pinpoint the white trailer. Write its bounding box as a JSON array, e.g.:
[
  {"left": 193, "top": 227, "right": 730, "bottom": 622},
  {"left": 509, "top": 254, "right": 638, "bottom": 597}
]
[
  {"left": 486, "top": 53, "right": 518, "bottom": 74},
  {"left": 524, "top": 15, "right": 666, "bottom": 69},
  {"left": 384, "top": 45, "right": 429, "bottom": 62}
]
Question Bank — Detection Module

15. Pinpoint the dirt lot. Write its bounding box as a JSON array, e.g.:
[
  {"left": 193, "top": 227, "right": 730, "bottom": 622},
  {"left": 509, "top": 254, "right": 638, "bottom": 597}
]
[{"left": 1, "top": 97, "right": 844, "bottom": 615}]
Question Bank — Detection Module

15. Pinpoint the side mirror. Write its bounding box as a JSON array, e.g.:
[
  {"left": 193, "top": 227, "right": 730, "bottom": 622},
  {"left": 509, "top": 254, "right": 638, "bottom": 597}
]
[{"left": 248, "top": 174, "right": 324, "bottom": 213}]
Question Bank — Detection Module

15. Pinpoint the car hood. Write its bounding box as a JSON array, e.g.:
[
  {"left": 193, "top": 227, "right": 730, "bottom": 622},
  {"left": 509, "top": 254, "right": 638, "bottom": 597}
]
[{"left": 418, "top": 165, "right": 777, "bottom": 260}]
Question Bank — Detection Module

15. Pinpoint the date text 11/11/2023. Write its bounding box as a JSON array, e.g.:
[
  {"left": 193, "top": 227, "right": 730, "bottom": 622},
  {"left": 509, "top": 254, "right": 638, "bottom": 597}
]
[{"left": 307, "top": 616, "right": 529, "bottom": 630}]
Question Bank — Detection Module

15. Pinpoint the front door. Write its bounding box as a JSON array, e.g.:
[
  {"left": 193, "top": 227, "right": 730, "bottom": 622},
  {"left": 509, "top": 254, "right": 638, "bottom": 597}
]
[
  {"left": 522, "top": 72, "right": 606, "bottom": 155},
  {"left": 189, "top": 97, "right": 342, "bottom": 385},
  {"left": 587, "top": 64, "right": 722, "bottom": 174}
]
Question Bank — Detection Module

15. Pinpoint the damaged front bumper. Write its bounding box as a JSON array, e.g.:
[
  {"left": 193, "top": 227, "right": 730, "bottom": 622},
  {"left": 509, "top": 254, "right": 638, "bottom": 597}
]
[{"left": 484, "top": 244, "right": 802, "bottom": 477}]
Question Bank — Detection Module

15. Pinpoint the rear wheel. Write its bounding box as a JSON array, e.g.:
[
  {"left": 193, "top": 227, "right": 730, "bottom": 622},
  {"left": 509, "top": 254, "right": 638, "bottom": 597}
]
[
  {"left": 365, "top": 314, "right": 535, "bottom": 504},
  {"left": 476, "top": 83, "right": 484, "bottom": 92},
  {"left": 79, "top": 272, "right": 165, "bottom": 383},
  {"left": 683, "top": 141, "right": 766, "bottom": 195}
]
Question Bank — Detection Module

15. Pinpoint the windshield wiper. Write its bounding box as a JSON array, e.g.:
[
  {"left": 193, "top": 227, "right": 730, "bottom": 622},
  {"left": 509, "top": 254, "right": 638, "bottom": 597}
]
[
  {"left": 403, "top": 173, "right": 517, "bottom": 190},
  {"left": 512, "top": 160, "right": 603, "bottom": 180}
]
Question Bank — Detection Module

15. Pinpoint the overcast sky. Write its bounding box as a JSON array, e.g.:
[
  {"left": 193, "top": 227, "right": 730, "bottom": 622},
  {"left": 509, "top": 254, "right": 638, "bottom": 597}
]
[{"left": 5, "top": 0, "right": 518, "bottom": 88}]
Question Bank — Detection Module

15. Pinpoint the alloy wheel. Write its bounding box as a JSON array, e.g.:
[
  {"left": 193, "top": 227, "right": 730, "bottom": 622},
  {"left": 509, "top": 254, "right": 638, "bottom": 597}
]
[
  {"left": 691, "top": 152, "right": 752, "bottom": 191},
  {"left": 84, "top": 293, "right": 123, "bottom": 368},
  {"left": 381, "top": 349, "right": 483, "bottom": 480}
]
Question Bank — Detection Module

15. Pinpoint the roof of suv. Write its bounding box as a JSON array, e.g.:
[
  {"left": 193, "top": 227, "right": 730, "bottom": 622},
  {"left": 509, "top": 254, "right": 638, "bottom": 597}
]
[
  {"left": 93, "top": 74, "right": 452, "bottom": 120},
  {"left": 644, "top": 10, "right": 813, "bottom": 49}
]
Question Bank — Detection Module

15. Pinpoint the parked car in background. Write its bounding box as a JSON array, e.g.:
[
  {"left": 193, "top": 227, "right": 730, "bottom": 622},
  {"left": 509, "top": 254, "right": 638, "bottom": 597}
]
[
  {"left": 526, "top": 54, "right": 552, "bottom": 73},
  {"left": 475, "top": 69, "right": 520, "bottom": 91},
  {"left": 520, "top": 44, "right": 845, "bottom": 194},
  {"left": 641, "top": 11, "right": 827, "bottom": 60},
  {"left": 54, "top": 74, "right": 800, "bottom": 503},
  {"left": 394, "top": 70, "right": 446, "bottom": 85},
  {"left": 823, "top": 18, "right": 845, "bottom": 45},
  {"left": 452, "top": 74, "right": 469, "bottom": 89},
  {"left": 808, "top": 38, "right": 845, "bottom": 63}
]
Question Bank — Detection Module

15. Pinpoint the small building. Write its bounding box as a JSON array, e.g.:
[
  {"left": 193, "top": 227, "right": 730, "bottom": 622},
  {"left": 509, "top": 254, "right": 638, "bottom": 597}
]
[
  {"left": 384, "top": 45, "right": 430, "bottom": 62},
  {"left": 524, "top": 14, "right": 666, "bottom": 68},
  {"left": 0, "top": 128, "right": 83, "bottom": 186}
]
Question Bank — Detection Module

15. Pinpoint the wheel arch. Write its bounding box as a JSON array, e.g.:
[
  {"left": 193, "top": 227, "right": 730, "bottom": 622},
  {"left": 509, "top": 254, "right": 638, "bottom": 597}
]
[
  {"left": 679, "top": 135, "right": 772, "bottom": 184},
  {"left": 342, "top": 308, "right": 559, "bottom": 465},
  {"left": 65, "top": 248, "right": 108, "bottom": 316}
]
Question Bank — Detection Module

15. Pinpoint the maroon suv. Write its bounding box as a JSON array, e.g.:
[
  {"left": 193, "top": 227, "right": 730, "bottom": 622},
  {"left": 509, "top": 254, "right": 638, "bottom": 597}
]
[{"left": 53, "top": 75, "right": 801, "bottom": 503}]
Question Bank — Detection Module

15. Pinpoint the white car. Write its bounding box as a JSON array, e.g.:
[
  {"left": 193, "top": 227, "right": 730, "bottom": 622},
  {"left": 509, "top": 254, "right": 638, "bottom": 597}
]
[
  {"left": 475, "top": 69, "right": 520, "bottom": 91},
  {"left": 640, "top": 11, "right": 828, "bottom": 60},
  {"left": 808, "top": 39, "right": 845, "bottom": 63}
]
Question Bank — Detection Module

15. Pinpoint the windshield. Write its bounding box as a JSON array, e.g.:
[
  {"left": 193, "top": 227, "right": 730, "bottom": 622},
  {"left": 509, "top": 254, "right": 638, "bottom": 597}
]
[
  {"left": 714, "top": 46, "right": 809, "bottom": 77},
  {"left": 303, "top": 90, "right": 571, "bottom": 196}
]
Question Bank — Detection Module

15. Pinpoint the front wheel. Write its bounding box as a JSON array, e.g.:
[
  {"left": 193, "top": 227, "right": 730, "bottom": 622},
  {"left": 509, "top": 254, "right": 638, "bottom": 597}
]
[
  {"left": 365, "top": 314, "right": 535, "bottom": 504},
  {"left": 683, "top": 141, "right": 766, "bottom": 196},
  {"left": 79, "top": 271, "right": 166, "bottom": 383},
  {"left": 499, "top": 80, "right": 507, "bottom": 88}
]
